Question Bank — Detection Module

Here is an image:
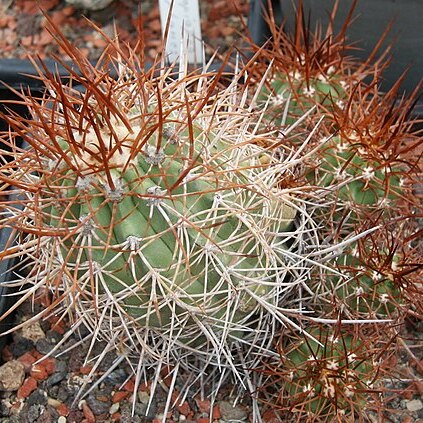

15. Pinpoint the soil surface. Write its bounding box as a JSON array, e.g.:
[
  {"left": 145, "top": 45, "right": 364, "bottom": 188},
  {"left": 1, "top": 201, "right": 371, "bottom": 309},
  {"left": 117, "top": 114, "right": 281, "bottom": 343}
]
[
  {"left": 0, "top": 0, "right": 249, "bottom": 62},
  {"left": 0, "top": 299, "right": 422, "bottom": 422}
]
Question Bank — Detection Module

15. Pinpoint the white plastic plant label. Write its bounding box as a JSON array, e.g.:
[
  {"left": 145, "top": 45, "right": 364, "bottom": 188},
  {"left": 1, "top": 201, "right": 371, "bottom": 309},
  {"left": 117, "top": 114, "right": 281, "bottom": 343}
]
[{"left": 158, "top": 0, "right": 203, "bottom": 64}]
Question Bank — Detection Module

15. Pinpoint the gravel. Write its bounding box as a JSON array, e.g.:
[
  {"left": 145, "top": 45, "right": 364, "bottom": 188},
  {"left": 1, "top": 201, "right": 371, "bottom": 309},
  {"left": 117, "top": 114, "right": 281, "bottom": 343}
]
[{"left": 219, "top": 401, "right": 249, "bottom": 422}]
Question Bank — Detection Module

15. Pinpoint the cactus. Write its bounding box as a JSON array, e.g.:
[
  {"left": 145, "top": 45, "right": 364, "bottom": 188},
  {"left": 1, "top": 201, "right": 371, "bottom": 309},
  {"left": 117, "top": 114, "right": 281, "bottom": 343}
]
[
  {"left": 40, "top": 91, "right": 299, "bottom": 343},
  {"left": 0, "top": 8, "right": 421, "bottom": 420},
  {"left": 312, "top": 244, "right": 403, "bottom": 318},
  {"left": 259, "top": 65, "right": 348, "bottom": 125},
  {"left": 306, "top": 134, "right": 403, "bottom": 220},
  {"left": 246, "top": 1, "right": 389, "bottom": 129},
  {"left": 245, "top": 3, "right": 423, "bottom": 421},
  {"left": 259, "top": 324, "right": 394, "bottom": 422},
  {"left": 0, "top": 24, "right": 357, "bottom": 410}
]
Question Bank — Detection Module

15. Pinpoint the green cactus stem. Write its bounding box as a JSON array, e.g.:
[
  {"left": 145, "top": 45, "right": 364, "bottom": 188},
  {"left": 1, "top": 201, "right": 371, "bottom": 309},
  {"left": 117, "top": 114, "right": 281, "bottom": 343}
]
[
  {"left": 312, "top": 135, "right": 401, "bottom": 198},
  {"left": 263, "top": 326, "right": 387, "bottom": 421}
]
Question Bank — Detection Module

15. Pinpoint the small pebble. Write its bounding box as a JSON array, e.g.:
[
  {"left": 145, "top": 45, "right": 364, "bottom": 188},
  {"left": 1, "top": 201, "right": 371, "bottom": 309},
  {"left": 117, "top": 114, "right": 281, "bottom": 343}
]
[
  {"left": 45, "top": 372, "right": 67, "bottom": 387},
  {"left": 58, "top": 417, "right": 67, "bottom": 423},
  {"left": 0, "top": 400, "right": 10, "bottom": 417},
  {"left": 218, "top": 401, "right": 248, "bottom": 422},
  {"left": 86, "top": 395, "right": 111, "bottom": 415},
  {"left": 406, "top": 399, "right": 423, "bottom": 412},
  {"left": 35, "top": 338, "right": 55, "bottom": 355},
  {"left": 26, "top": 404, "right": 44, "bottom": 422},
  {"left": 21, "top": 321, "right": 45, "bottom": 343},
  {"left": 138, "top": 391, "right": 150, "bottom": 404},
  {"left": 56, "top": 385, "right": 70, "bottom": 402},
  {"left": 47, "top": 398, "right": 62, "bottom": 408},
  {"left": 55, "top": 360, "right": 68, "bottom": 373},
  {"left": 10, "top": 338, "right": 34, "bottom": 358},
  {"left": 65, "top": 0, "right": 114, "bottom": 11},
  {"left": 105, "top": 369, "right": 128, "bottom": 385},
  {"left": 27, "top": 390, "right": 48, "bottom": 407},
  {"left": 110, "top": 402, "right": 120, "bottom": 414},
  {"left": 0, "top": 361, "right": 25, "bottom": 391}
]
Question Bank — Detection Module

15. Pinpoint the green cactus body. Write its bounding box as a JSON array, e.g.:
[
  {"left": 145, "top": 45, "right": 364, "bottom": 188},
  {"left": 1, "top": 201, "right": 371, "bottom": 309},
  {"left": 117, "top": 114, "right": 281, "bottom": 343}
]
[
  {"left": 307, "top": 135, "right": 402, "bottom": 216},
  {"left": 327, "top": 250, "right": 401, "bottom": 316},
  {"left": 40, "top": 93, "right": 298, "bottom": 348},
  {"left": 260, "top": 70, "right": 347, "bottom": 124},
  {"left": 281, "top": 328, "right": 376, "bottom": 417}
]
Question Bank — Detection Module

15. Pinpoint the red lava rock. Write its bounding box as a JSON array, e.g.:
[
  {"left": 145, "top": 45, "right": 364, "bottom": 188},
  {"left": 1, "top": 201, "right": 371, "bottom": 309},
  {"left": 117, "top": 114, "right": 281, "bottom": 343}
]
[
  {"left": 7, "top": 18, "right": 17, "bottom": 30},
  {"left": 402, "top": 385, "right": 415, "bottom": 400},
  {"left": 46, "top": 315, "right": 66, "bottom": 334},
  {"left": 147, "top": 5, "right": 160, "bottom": 21},
  {"left": 172, "top": 391, "right": 191, "bottom": 416},
  {"left": 39, "top": 356, "right": 56, "bottom": 375},
  {"left": 7, "top": 18, "right": 18, "bottom": 30},
  {"left": 220, "top": 26, "right": 236, "bottom": 37},
  {"left": 61, "top": 6, "right": 76, "bottom": 16},
  {"left": 111, "top": 412, "right": 121, "bottom": 421},
  {"left": 16, "top": 377, "right": 37, "bottom": 399},
  {"left": 30, "top": 363, "right": 49, "bottom": 381},
  {"left": 414, "top": 380, "right": 423, "bottom": 395},
  {"left": 19, "top": 0, "right": 40, "bottom": 15},
  {"left": 82, "top": 402, "right": 96, "bottom": 423},
  {"left": 17, "top": 352, "right": 37, "bottom": 372},
  {"left": 92, "top": 36, "right": 108, "bottom": 49},
  {"left": 139, "top": 381, "right": 150, "bottom": 392},
  {"left": 205, "top": 26, "right": 221, "bottom": 39},
  {"left": 131, "top": 14, "right": 143, "bottom": 28},
  {"left": 212, "top": 404, "right": 221, "bottom": 420},
  {"left": 79, "top": 48, "right": 91, "bottom": 58},
  {"left": 32, "top": 350, "right": 45, "bottom": 360},
  {"left": 45, "top": 11, "right": 67, "bottom": 28},
  {"left": 195, "top": 398, "right": 211, "bottom": 414},
  {"left": 148, "top": 18, "right": 162, "bottom": 33},
  {"left": 384, "top": 354, "right": 398, "bottom": 369},
  {"left": 33, "top": 287, "right": 51, "bottom": 308},
  {"left": 208, "top": 1, "right": 245, "bottom": 20},
  {"left": 401, "top": 415, "right": 413, "bottom": 423},
  {"left": 176, "top": 400, "right": 191, "bottom": 416},
  {"left": 112, "top": 390, "right": 129, "bottom": 403},
  {"left": 197, "top": 418, "right": 209, "bottom": 423},
  {"left": 51, "top": 321, "right": 66, "bottom": 335},
  {"left": 56, "top": 402, "right": 70, "bottom": 417},
  {"left": 79, "top": 365, "right": 93, "bottom": 375},
  {"left": 262, "top": 409, "right": 280, "bottom": 422},
  {"left": 123, "top": 378, "right": 135, "bottom": 392}
]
